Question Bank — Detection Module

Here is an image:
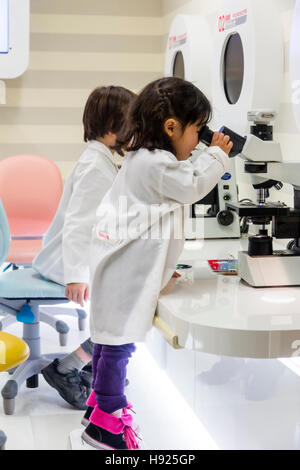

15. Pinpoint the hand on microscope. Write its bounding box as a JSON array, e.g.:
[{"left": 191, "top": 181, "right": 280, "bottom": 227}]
[{"left": 210, "top": 132, "right": 233, "bottom": 155}]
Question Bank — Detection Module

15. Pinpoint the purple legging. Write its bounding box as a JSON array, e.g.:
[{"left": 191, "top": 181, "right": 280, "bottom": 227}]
[{"left": 92, "top": 343, "right": 136, "bottom": 414}]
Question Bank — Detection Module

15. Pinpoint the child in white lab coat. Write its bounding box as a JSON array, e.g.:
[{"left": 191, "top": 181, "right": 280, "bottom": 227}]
[
  {"left": 32, "top": 86, "right": 135, "bottom": 409},
  {"left": 81, "top": 77, "right": 233, "bottom": 450}
]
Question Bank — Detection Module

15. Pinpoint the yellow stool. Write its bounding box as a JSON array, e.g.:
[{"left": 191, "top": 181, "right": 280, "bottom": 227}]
[
  {"left": 0, "top": 332, "right": 29, "bottom": 373},
  {"left": 0, "top": 331, "right": 29, "bottom": 450}
]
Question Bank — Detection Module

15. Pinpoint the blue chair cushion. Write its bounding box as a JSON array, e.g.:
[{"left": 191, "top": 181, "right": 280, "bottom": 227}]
[{"left": 0, "top": 268, "right": 66, "bottom": 299}]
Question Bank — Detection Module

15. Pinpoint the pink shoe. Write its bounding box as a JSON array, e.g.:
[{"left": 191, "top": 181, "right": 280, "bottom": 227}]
[{"left": 82, "top": 406, "right": 141, "bottom": 450}]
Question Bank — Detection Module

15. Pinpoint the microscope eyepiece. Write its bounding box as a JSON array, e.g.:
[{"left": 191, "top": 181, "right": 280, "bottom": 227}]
[
  {"left": 197, "top": 126, "right": 214, "bottom": 148},
  {"left": 198, "top": 125, "right": 247, "bottom": 158}
]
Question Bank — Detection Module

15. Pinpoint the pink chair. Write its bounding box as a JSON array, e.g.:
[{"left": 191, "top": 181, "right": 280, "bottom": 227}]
[
  {"left": 0, "top": 155, "right": 87, "bottom": 338},
  {"left": 0, "top": 154, "right": 62, "bottom": 265},
  {"left": 6, "top": 239, "right": 43, "bottom": 266}
]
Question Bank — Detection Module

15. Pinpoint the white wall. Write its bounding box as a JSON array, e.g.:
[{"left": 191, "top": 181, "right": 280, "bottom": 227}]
[{"left": 162, "top": 0, "right": 299, "bottom": 210}]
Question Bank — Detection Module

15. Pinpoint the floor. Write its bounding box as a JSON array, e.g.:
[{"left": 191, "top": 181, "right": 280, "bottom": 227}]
[
  {"left": 0, "top": 308, "right": 216, "bottom": 450},
  {"left": 2, "top": 308, "right": 300, "bottom": 450},
  {"left": 194, "top": 355, "right": 300, "bottom": 450},
  {"left": 147, "top": 326, "right": 300, "bottom": 451}
]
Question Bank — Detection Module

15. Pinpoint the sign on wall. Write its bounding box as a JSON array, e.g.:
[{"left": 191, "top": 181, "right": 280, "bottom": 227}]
[
  {"left": 0, "top": 0, "right": 29, "bottom": 79},
  {"left": 0, "top": 0, "right": 9, "bottom": 54}
]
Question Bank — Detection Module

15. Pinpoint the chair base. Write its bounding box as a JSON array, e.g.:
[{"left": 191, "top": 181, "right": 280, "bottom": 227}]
[
  {"left": 39, "top": 306, "right": 87, "bottom": 332},
  {"left": 0, "top": 430, "right": 7, "bottom": 450},
  {"left": 0, "top": 306, "right": 87, "bottom": 339},
  {"left": 0, "top": 314, "right": 69, "bottom": 347},
  {"left": 0, "top": 299, "right": 76, "bottom": 415}
]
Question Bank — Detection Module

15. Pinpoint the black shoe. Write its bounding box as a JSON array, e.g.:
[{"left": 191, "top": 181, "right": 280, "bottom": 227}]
[
  {"left": 82, "top": 422, "right": 129, "bottom": 450},
  {"left": 79, "top": 362, "right": 92, "bottom": 391},
  {"left": 42, "top": 359, "right": 89, "bottom": 410},
  {"left": 81, "top": 406, "right": 94, "bottom": 427}
]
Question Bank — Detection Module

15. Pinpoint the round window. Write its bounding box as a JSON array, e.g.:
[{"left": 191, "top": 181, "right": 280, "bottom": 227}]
[
  {"left": 223, "top": 33, "right": 244, "bottom": 104},
  {"left": 173, "top": 51, "right": 185, "bottom": 79}
]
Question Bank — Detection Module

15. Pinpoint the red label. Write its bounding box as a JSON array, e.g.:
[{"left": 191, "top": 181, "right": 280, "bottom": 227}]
[
  {"left": 218, "top": 15, "right": 226, "bottom": 32},
  {"left": 168, "top": 32, "right": 187, "bottom": 50},
  {"left": 233, "top": 8, "right": 247, "bottom": 18},
  {"left": 218, "top": 9, "right": 247, "bottom": 32},
  {"left": 168, "top": 35, "right": 176, "bottom": 50}
]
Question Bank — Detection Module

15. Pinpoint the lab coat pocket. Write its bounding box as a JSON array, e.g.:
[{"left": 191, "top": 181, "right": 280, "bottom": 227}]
[{"left": 92, "top": 225, "right": 124, "bottom": 250}]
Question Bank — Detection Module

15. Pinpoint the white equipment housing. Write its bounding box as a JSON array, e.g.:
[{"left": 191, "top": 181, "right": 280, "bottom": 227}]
[
  {"left": 212, "top": 0, "right": 284, "bottom": 135},
  {"left": 238, "top": 252, "right": 300, "bottom": 288},
  {"left": 165, "top": 14, "right": 240, "bottom": 240},
  {"left": 164, "top": 14, "right": 212, "bottom": 99}
]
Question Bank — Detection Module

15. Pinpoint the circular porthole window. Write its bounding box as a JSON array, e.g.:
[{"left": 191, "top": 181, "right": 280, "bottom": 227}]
[
  {"left": 223, "top": 33, "right": 244, "bottom": 105},
  {"left": 173, "top": 50, "right": 185, "bottom": 79}
]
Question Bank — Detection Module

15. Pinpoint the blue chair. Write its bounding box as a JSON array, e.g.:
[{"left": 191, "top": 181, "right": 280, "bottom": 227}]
[
  {"left": 0, "top": 199, "right": 85, "bottom": 415},
  {"left": 0, "top": 154, "right": 87, "bottom": 336}
]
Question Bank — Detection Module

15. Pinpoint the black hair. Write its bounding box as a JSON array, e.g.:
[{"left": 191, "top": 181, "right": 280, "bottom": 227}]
[
  {"left": 113, "top": 77, "right": 212, "bottom": 156},
  {"left": 83, "top": 86, "right": 136, "bottom": 144}
]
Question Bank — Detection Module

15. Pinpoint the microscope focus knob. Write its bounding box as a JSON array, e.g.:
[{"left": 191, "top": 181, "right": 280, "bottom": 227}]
[{"left": 217, "top": 210, "right": 234, "bottom": 227}]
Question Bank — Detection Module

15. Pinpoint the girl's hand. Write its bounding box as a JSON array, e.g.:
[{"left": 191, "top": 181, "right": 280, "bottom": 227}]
[
  {"left": 65, "top": 283, "right": 89, "bottom": 307},
  {"left": 172, "top": 271, "right": 181, "bottom": 278},
  {"left": 210, "top": 132, "right": 233, "bottom": 155}
]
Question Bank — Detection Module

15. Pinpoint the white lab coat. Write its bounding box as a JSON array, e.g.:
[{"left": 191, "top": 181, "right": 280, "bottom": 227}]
[
  {"left": 89, "top": 146, "right": 230, "bottom": 345},
  {"left": 32, "top": 141, "right": 118, "bottom": 286}
]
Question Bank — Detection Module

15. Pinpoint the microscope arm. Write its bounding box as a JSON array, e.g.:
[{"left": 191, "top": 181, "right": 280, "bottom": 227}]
[
  {"left": 239, "top": 135, "right": 300, "bottom": 187},
  {"left": 252, "top": 162, "right": 300, "bottom": 187},
  {"left": 239, "top": 135, "right": 283, "bottom": 163}
]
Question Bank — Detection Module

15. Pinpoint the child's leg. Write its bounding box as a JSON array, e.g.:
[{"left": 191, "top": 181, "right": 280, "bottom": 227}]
[
  {"left": 56, "top": 337, "right": 94, "bottom": 374},
  {"left": 83, "top": 344, "right": 140, "bottom": 450},
  {"left": 80, "top": 337, "right": 94, "bottom": 361},
  {"left": 91, "top": 344, "right": 102, "bottom": 390},
  {"left": 94, "top": 343, "right": 136, "bottom": 415}
]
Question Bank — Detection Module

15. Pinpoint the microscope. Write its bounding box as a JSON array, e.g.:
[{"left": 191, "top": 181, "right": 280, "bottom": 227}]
[{"left": 224, "top": 110, "right": 300, "bottom": 287}]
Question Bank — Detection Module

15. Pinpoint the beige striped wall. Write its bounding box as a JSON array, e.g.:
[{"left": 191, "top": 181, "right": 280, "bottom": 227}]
[
  {"left": 162, "top": 0, "right": 300, "bottom": 209},
  {"left": 1, "top": 0, "right": 299, "bottom": 205},
  {"left": 0, "top": 0, "right": 164, "bottom": 180}
]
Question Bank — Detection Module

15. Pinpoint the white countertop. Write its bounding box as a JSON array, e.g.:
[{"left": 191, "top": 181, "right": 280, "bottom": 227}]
[{"left": 157, "top": 239, "right": 300, "bottom": 358}]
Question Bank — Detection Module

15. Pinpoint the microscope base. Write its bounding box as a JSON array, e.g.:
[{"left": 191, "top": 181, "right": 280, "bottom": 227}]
[{"left": 238, "top": 251, "right": 300, "bottom": 287}]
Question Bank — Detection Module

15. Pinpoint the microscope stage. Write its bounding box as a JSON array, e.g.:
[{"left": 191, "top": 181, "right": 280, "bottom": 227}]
[{"left": 226, "top": 202, "right": 289, "bottom": 217}]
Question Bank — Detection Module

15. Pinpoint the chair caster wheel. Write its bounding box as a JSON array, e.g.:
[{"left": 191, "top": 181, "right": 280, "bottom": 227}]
[
  {"left": 78, "top": 318, "right": 86, "bottom": 331},
  {"left": 59, "top": 333, "right": 68, "bottom": 347},
  {"left": 3, "top": 398, "right": 15, "bottom": 415}
]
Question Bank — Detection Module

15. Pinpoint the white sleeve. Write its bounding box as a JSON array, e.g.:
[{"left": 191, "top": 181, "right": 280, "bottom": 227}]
[
  {"left": 159, "top": 147, "right": 231, "bottom": 204},
  {"left": 62, "top": 164, "right": 113, "bottom": 285}
]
